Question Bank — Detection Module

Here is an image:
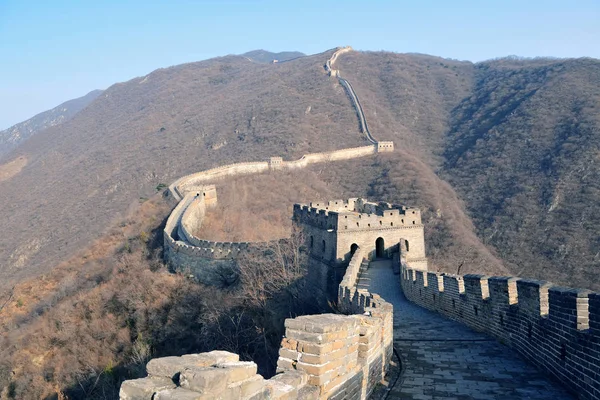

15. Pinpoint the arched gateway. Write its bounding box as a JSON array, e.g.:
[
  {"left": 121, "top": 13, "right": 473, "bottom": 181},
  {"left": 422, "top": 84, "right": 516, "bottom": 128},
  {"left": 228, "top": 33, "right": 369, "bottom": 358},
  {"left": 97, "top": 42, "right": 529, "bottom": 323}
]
[
  {"left": 375, "top": 237, "right": 385, "bottom": 258},
  {"left": 293, "top": 197, "right": 428, "bottom": 298}
]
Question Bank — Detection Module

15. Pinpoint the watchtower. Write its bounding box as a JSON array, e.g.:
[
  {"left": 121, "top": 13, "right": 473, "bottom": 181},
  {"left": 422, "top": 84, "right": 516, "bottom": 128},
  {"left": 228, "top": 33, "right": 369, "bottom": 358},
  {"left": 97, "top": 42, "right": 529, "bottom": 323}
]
[
  {"left": 268, "top": 157, "right": 284, "bottom": 170},
  {"left": 292, "top": 198, "right": 428, "bottom": 300}
]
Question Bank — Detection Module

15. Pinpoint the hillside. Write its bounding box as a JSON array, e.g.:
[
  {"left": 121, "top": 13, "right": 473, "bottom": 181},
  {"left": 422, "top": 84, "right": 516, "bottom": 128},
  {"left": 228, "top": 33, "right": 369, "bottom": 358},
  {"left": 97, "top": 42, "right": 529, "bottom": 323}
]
[
  {"left": 0, "top": 156, "right": 505, "bottom": 399},
  {"left": 0, "top": 49, "right": 362, "bottom": 290},
  {"left": 442, "top": 57, "right": 600, "bottom": 287},
  {"left": 0, "top": 48, "right": 599, "bottom": 295},
  {"left": 0, "top": 89, "right": 102, "bottom": 160}
]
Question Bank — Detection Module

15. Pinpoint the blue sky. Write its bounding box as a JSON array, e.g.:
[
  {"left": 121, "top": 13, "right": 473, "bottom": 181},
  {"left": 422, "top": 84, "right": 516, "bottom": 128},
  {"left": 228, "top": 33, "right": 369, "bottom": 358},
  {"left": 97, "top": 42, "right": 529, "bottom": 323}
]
[{"left": 0, "top": 0, "right": 598, "bottom": 130}]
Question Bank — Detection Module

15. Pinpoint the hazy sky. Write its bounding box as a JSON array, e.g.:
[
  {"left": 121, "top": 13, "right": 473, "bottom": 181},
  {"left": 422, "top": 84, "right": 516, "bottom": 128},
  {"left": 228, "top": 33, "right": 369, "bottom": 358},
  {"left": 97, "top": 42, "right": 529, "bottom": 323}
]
[{"left": 1, "top": 0, "right": 598, "bottom": 130}]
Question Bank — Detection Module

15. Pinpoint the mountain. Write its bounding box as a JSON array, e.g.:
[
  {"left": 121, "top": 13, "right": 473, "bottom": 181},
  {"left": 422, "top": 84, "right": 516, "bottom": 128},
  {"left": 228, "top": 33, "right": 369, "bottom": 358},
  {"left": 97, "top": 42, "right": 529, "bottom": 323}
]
[
  {"left": 0, "top": 89, "right": 102, "bottom": 160},
  {"left": 442, "top": 57, "right": 600, "bottom": 287},
  {"left": 242, "top": 50, "right": 305, "bottom": 63},
  {"left": 335, "top": 52, "right": 600, "bottom": 288},
  {"left": 0, "top": 49, "right": 598, "bottom": 295}
]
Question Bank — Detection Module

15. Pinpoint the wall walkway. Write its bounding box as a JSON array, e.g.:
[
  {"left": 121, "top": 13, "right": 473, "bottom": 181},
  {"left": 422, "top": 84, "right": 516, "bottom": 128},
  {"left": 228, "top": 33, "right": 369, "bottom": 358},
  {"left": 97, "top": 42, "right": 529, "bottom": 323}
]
[
  {"left": 325, "top": 47, "right": 377, "bottom": 144},
  {"left": 359, "top": 259, "right": 573, "bottom": 399}
]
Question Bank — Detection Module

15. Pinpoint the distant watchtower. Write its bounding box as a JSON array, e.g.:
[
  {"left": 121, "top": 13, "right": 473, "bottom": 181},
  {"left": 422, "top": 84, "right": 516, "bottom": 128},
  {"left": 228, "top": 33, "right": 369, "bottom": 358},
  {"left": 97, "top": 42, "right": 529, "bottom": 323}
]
[
  {"left": 268, "top": 157, "right": 283, "bottom": 170},
  {"left": 377, "top": 141, "right": 394, "bottom": 152},
  {"left": 292, "top": 198, "right": 428, "bottom": 299}
]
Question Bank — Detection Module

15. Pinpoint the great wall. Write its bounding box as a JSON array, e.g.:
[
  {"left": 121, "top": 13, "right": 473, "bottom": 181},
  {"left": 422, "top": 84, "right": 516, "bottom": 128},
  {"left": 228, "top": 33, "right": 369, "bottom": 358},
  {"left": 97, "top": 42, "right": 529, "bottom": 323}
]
[{"left": 120, "top": 48, "right": 600, "bottom": 399}]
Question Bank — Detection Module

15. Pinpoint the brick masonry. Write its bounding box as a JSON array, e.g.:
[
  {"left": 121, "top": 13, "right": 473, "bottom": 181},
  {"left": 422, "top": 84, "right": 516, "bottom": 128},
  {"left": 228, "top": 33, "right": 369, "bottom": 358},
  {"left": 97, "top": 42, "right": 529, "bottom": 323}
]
[{"left": 401, "top": 256, "right": 600, "bottom": 399}]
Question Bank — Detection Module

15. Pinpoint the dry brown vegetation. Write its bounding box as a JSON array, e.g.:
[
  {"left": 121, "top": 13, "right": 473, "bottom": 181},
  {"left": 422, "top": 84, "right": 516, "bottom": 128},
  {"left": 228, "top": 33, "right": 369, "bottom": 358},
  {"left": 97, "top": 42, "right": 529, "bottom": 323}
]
[
  {"left": 194, "top": 153, "right": 506, "bottom": 276},
  {"left": 0, "top": 156, "right": 27, "bottom": 183},
  {"left": 0, "top": 193, "right": 315, "bottom": 399}
]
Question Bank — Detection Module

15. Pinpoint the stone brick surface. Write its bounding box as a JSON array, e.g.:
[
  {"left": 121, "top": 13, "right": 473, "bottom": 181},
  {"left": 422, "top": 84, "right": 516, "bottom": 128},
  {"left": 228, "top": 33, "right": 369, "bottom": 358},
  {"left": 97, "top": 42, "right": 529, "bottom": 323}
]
[
  {"left": 119, "top": 376, "right": 176, "bottom": 400},
  {"left": 153, "top": 387, "right": 205, "bottom": 400},
  {"left": 363, "top": 259, "right": 574, "bottom": 399}
]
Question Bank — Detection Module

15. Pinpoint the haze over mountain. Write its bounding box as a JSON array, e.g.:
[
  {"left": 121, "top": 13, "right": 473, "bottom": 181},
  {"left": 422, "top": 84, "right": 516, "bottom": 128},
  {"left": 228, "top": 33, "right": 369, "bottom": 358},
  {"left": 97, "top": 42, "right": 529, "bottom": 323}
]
[
  {"left": 0, "top": 47, "right": 598, "bottom": 295},
  {"left": 0, "top": 90, "right": 102, "bottom": 160}
]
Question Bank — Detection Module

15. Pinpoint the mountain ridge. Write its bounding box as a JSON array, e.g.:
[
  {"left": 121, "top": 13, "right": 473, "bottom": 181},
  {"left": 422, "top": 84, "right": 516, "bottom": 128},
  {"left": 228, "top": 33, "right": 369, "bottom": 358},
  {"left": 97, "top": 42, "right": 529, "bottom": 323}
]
[{"left": 0, "top": 89, "right": 102, "bottom": 160}]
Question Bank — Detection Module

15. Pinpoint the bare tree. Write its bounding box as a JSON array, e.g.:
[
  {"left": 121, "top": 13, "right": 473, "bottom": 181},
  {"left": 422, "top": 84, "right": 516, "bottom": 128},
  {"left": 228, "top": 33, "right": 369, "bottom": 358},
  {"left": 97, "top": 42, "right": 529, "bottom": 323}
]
[{"left": 0, "top": 287, "right": 14, "bottom": 314}]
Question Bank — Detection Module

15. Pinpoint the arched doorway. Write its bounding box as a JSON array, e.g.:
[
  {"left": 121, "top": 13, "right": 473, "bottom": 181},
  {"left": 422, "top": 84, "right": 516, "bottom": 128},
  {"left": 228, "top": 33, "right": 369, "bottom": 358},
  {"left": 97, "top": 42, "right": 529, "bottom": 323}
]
[
  {"left": 350, "top": 243, "right": 358, "bottom": 256},
  {"left": 375, "top": 237, "right": 385, "bottom": 258}
]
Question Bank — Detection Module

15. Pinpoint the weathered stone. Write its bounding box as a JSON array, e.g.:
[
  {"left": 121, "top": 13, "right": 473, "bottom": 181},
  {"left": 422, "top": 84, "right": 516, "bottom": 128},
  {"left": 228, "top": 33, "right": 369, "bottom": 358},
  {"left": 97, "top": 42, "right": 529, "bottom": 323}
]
[
  {"left": 228, "top": 375, "right": 266, "bottom": 398},
  {"left": 153, "top": 387, "right": 205, "bottom": 400},
  {"left": 146, "top": 356, "right": 188, "bottom": 380},
  {"left": 285, "top": 314, "right": 358, "bottom": 334},
  {"left": 266, "top": 380, "right": 298, "bottom": 400},
  {"left": 181, "top": 350, "right": 239, "bottom": 368},
  {"left": 271, "top": 370, "right": 308, "bottom": 387},
  {"left": 179, "top": 366, "right": 228, "bottom": 394},
  {"left": 297, "top": 384, "right": 320, "bottom": 400},
  {"left": 119, "top": 376, "right": 175, "bottom": 400},
  {"left": 215, "top": 361, "right": 257, "bottom": 384}
]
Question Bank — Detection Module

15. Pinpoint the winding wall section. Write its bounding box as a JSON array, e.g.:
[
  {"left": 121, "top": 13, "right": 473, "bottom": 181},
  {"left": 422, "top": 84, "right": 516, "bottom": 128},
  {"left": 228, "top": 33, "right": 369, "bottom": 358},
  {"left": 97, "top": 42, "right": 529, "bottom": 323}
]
[{"left": 325, "top": 46, "right": 377, "bottom": 144}]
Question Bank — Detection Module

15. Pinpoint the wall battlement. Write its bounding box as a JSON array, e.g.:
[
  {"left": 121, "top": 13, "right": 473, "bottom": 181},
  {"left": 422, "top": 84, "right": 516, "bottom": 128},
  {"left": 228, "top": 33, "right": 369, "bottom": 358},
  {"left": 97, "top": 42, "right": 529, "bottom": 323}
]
[
  {"left": 168, "top": 145, "right": 383, "bottom": 202},
  {"left": 293, "top": 199, "right": 422, "bottom": 230},
  {"left": 293, "top": 198, "right": 427, "bottom": 268},
  {"left": 401, "top": 260, "right": 600, "bottom": 399}
]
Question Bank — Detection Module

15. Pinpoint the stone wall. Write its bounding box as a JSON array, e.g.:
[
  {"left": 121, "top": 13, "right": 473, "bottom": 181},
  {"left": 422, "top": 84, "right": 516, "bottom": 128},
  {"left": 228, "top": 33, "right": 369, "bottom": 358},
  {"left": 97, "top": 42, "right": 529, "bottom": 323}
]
[
  {"left": 168, "top": 145, "right": 379, "bottom": 202},
  {"left": 120, "top": 246, "right": 394, "bottom": 400},
  {"left": 324, "top": 46, "right": 353, "bottom": 77},
  {"left": 401, "top": 259, "right": 600, "bottom": 399},
  {"left": 294, "top": 202, "right": 427, "bottom": 267}
]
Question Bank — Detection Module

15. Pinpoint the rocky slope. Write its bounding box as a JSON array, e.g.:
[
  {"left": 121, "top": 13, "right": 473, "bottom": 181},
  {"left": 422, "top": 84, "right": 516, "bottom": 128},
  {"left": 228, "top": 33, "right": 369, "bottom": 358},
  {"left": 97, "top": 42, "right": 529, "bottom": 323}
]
[{"left": 0, "top": 89, "right": 102, "bottom": 160}]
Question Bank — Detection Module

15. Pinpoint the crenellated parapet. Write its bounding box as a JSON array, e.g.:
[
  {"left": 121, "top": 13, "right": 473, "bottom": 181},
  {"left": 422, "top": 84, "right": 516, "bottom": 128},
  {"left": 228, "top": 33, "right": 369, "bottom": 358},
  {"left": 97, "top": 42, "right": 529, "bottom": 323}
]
[
  {"left": 401, "top": 258, "right": 600, "bottom": 399},
  {"left": 294, "top": 198, "right": 427, "bottom": 267},
  {"left": 168, "top": 145, "right": 384, "bottom": 202}
]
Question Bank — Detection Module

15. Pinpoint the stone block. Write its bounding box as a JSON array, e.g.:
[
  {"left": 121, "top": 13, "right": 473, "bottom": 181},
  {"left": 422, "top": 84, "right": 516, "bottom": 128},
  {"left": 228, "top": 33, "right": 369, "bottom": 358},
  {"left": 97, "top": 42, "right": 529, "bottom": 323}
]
[
  {"left": 297, "top": 384, "right": 320, "bottom": 400},
  {"left": 280, "top": 338, "right": 299, "bottom": 351},
  {"left": 284, "top": 314, "right": 358, "bottom": 334},
  {"left": 297, "top": 346, "right": 348, "bottom": 364},
  {"left": 181, "top": 350, "right": 239, "bottom": 368},
  {"left": 306, "top": 369, "right": 336, "bottom": 386},
  {"left": 119, "top": 376, "right": 176, "bottom": 400},
  {"left": 271, "top": 370, "right": 309, "bottom": 387},
  {"left": 266, "top": 380, "right": 299, "bottom": 400},
  {"left": 146, "top": 356, "right": 189, "bottom": 380},
  {"left": 296, "top": 361, "right": 333, "bottom": 376},
  {"left": 179, "top": 366, "right": 228, "bottom": 394},
  {"left": 276, "top": 357, "right": 296, "bottom": 371},
  {"left": 229, "top": 375, "right": 266, "bottom": 398},
  {"left": 285, "top": 329, "right": 346, "bottom": 344},
  {"left": 216, "top": 361, "right": 258, "bottom": 384},
  {"left": 279, "top": 347, "right": 299, "bottom": 361},
  {"left": 154, "top": 388, "right": 205, "bottom": 400}
]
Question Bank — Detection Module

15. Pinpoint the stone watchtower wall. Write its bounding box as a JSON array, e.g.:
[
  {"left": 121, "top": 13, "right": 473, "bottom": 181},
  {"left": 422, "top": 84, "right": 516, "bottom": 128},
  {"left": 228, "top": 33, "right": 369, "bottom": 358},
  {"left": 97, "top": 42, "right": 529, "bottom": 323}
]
[
  {"left": 120, "top": 247, "right": 393, "bottom": 400},
  {"left": 293, "top": 199, "right": 428, "bottom": 302},
  {"left": 400, "top": 258, "right": 600, "bottom": 399}
]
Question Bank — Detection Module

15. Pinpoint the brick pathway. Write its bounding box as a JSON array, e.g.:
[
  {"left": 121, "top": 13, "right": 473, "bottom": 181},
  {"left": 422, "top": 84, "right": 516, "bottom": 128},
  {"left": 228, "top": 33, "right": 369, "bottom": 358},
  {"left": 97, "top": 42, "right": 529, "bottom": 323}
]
[{"left": 358, "top": 259, "right": 573, "bottom": 400}]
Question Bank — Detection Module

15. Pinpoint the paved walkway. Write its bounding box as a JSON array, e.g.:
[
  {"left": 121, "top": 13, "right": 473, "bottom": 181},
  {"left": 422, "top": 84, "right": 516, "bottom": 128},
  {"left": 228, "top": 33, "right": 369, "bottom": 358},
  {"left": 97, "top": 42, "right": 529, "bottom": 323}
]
[{"left": 358, "top": 259, "right": 573, "bottom": 400}]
